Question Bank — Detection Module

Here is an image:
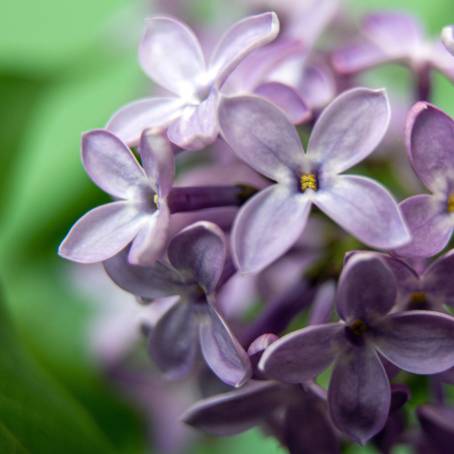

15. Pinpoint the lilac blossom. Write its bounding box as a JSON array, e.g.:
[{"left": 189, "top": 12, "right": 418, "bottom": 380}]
[
  {"left": 259, "top": 253, "right": 454, "bottom": 443},
  {"left": 442, "top": 25, "right": 454, "bottom": 56},
  {"left": 106, "top": 13, "right": 279, "bottom": 150},
  {"left": 417, "top": 405, "right": 454, "bottom": 453},
  {"left": 104, "top": 221, "right": 251, "bottom": 387},
  {"left": 218, "top": 87, "right": 410, "bottom": 273},
  {"left": 394, "top": 102, "right": 454, "bottom": 258}
]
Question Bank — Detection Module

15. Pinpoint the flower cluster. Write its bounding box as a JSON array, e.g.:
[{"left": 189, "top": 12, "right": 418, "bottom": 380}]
[{"left": 61, "top": 2, "right": 454, "bottom": 452}]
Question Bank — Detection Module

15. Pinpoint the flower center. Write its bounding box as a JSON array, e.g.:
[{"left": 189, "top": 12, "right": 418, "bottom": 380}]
[
  {"left": 300, "top": 173, "right": 317, "bottom": 192},
  {"left": 348, "top": 319, "right": 368, "bottom": 336},
  {"left": 409, "top": 291, "right": 427, "bottom": 306},
  {"left": 153, "top": 194, "right": 159, "bottom": 208},
  {"left": 448, "top": 194, "right": 454, "bottom": 213}
]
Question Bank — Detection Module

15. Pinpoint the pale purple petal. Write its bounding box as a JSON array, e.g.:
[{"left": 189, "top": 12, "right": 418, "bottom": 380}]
[
  {"left": 232, "top": 185, "right": 311, "bottom": 273},
  {"left": 298, "top": 62, "right": 336, "bottom": 110},
  {"left": 406, "top": 102, "right": 454, "bottom": 192},
  {"left": 253, "top": 81, "right": 311, "bottom": 124},
  {"left": 139, "top": 131, "right": 175, "bottom": 196},
  {"left": 168, "top": 222, "right": 226, "bottom": 293},
  {"left": 336, "top": 252, "right": 397, "bottom": 322},
  {"left": 218, "top": 95, "right": 305, "bottom": 182},
  {"left": 423, "top": 250, "right": 454, "bottom": 306},
  {"left": 199, "top": 305, "right": 252, "bottom": 387},
  {"left": 328, "top": 346, "right": 390, "bottom": 444},
  {"left": 128, "top": 207, "right": 170, "bottom": 266},
  {"left": 210, "top": 12, "right": 279, "bottom": 87},
  {"left": 149, "top": 300, "right": 198, "bottom": 379},
  {"left": 373, "top": 311, "right": 454, "bottom": 374},
  {"left": 309, "top": 281, "right": 336, "bottom": 325},
  {"left": 307, "top": 88, "right": 391, "bottom": 174},
  {"left": 313, "top": 175, "right": 410, "bottom": 249},
  {"left": 139, "top": 17, "right": 205, "bottom": 97},
  {"left": 393, "top": 195, "right": 453, "bottom": 258},
  {"left": 106, "top": 97, "right": 183, "bottom": 146},
  {"left": 181, "top": 381, "right": 286, "bottom": 435},
  {"left": 259, "top": 323, "right": 343, "bottom": 383},
  {"left": 59, "top": 202, "right": 145, "bottom": 263},
  {"left": 429, "top": 41, "right": 454, "bottom": 82},
  {"left": 82, "top": 129, "right": 147, "bottom": 199},
  {"left": 167, "top": 93, "right": 219, "bottom": 151},
  {"left": 442, "top": 25, "right": 454, "bottom": 56}
]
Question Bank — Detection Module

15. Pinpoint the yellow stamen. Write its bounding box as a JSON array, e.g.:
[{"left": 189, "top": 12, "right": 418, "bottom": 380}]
[
  {"left": 153, "top": 194, "right": 159, "bottom": 207},
  {"left": 409, "top": 291, "right": 427, "bottom": 306},
  {"left": 300, "top": 173, "right": 317, "bottom": 192},
  {"left": 448, "top": 194, "right": 454, "bottom": 213}
]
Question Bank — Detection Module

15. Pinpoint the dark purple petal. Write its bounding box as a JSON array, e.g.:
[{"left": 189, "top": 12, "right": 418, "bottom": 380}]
[
  {"left": 218, "top": 95, "right": 306, "bottom": 182},
  {"left": 59, "top": 202, "right": 145, "bottom": 263},
  {"left": 82, "top": 129, "right": 147, "bottom": 198},
  {"left": 307, "top": 88, "right": 390, "bottom": 174},
  {"left": 210, "top": 12, "right": 279, "bottom": 86},
  {"left": 406, "top": 102, "right": 454, "bottom": 192},
  {"left": 167, "top": 222, "right": 226, "bottom": 293},
  {"left": 139, "top": 131, "right": 175, "bottom": 197},
  {"left": 336, "top": 252, "right": 397, "bottom": 322},
  {"left": 199, "top": 304, "right": 252, "bottom": 387},
  {"left": 149, "top": 300, "right": 198, "bottom": 379},
  {"left": 128, "top": 207, "right": 170, "bottom": 266},
  {"left": 259, "top": 323, "right": 343, "bottom": 383},
  {"left": 373, "top": 311, "right": 454, "bottom": 374},
  {"left": 106, "top": 97, "right": 183, "bottom": 145},
  {"left": 253, "top": 81, "right": 310, "bottom": 124},
  {"left": 181, "top": 380, "right": 288, "bottom": 435},
  {"left": 418, "top": 405, "right": 454, "bottom": 453},
  {"left": 313, "top": 175, "right": 410, "bottom": 249},
  {"left": 139, "top": 17, "right": 205, "bottom": 96},
  {"left": 423, "top": 249, "right": 454, "bottom": 307},
  {"left": 231, "top": 185, "right": 311, "bottom": 273},
  {"left": 328, "top": 345, "right": 391, "bottom": 444},
  {"left": 393, "top": 195, "right": 452, "bottom": 258}
]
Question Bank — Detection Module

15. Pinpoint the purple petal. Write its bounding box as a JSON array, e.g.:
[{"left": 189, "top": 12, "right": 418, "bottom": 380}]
[
  {"left": 313, "top": 175, "right": 410, "bottom": 249},
  {"left": 149, "top": 300, "right": 198, "bottom": 379},
  {"left": 106, "top": 97, "right": 183, "bottom": 146},
  {"left": 406, "top": 102, "right": 454, "bottom": 192},
  {"left": 442, "top": 25, "right": 454, "bottom": 56},
  {"left": 423, "top": 250, "right": 454, "bottom": 307},
  {"left": 181, "top": 380, "right": 287, "bottom": 435},
  {"left": 232, "top": 185, "right": 311, "bottom": 273},
  {"left": 259, "top": 323, "right": 343, "bottom": 383},
  {"left": 393, "top": 194, "right": 452, "bottom": 258},
  {"left": 82, "top": 129, "right": 147, "bottom": 198},
  {"left": 199, "top": 304, "right": 252, "bottom": 387},
  {"left": 128, "top": 207, "right": 170, "bottom": 266},
  {"left": 373, "top": 311, "right": 454, "bottom": 374},
  {"left": 430, "top": 41, "right": 454, "bottom": 82},
  {"left": 298, "top": 61, "right": 336, "bottom": 110},
  {"left": 59, "top": 202, "right": 145, "bottom": 263},
  {"left": 218, "top": 95, "right": 305, "bottom": 182},
  {"left": 210, "top": 12, "right": 279, "bottom": 87},
  {"left": 253, "top": 81, "right": 311, "bottom": 124},
  {"left": 329, "top": 345, "right": 390, "bottom": 444},
  {"left": 167, "top": 222, "right": 226, "bottom": 293},
  {"left": 336, "top": 252, "right": 397, "bottom": 322},
  {"left": 139, "top": 131, "right": 175, "bottom": 197},
  {"left": 139, "top": 17, "right": 205, "bottom": 97},
  {"left": 309, "top": 281, "right": 336, "bottom": 325},
  {"left": 417, "top": 405, "right": 454, "bottom": 451},
  {"left": 167, "top": 93, "right": 219, "bottom": 151},
  {"left": 307, "top": 88, "right": 390, "bottom": 174},
  {"left": 103, "top": 247, "right": 184, "bottom": 299}
]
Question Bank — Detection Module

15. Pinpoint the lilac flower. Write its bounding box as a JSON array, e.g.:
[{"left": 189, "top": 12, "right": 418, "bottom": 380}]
[
  {"left": 107, "top": 13, "right": 279, "bottom": 150},
  {"left": 417, "top": 405, "right": 454, "bottom": 453},
  {"left": 218, "top": 88, "right": 410, "bottom": 273},
  {"left": 104, "top": 221, "right": 251, "bottom": 387},
  {"left": 394, "top": 102, "right": 454, "bottom": 258},
  {"left": 59, "top": 130, "right": 174, "bottom": 266},
  {"left": 332, "top": 12, "right": 454, "bottom": 86},
  {"left": 259, "top": 253, "right": 454, "bottom": 443},
  {"left": 442, "top": 25, "right": 454, "bottom": 56}
]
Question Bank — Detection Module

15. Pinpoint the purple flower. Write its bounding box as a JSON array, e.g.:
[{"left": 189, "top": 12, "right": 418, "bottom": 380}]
[
  {"left": 104, "top": 221, "right": 251, "bottom": 387},
  {"left": 107, "top": 13, "right": 279, "bottom": 150},
  {"left": 59, "top": 130, "right": 174, "bottom": 265},
  {"left": 417, "top": 404, "right": 454, "bottom": 453},
  {"left": 394, "top": 102, "right": 454, "bottom": 257},
  {"left": 259, "top": 253, "right": 454, "bottom": 443},
  {"left": 442, "top": 25, "right": 454, "bottom": 56},
  {"left": 332, "top": 12, "right": 454, "bottom": 83},
  {"left": 218, "top": 88, "right": 410, "bottom": 273}
]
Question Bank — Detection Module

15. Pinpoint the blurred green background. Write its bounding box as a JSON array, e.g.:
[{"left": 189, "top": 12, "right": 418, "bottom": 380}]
[{"left": 0, "top": 0, "right": 454, "bottom": 453}]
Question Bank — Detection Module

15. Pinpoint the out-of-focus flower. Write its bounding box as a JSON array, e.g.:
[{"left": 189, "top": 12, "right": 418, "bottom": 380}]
[
  {"left": 104, "top": 221, "right": 251, "bottom": 387},
  {"left": 219, "top": 88, "right": 410, "bottom": 273},
  {"left": 107, "top": 12, "right": 279, "bottom": 150},
  {"left": 394, "top": 103, "right": 454, "bottom": 258},
  {"left": 59, "top": 130, "right": 174, "bottom": 266},
  {"left": 260, "top": 253, "right": 454, "bottom": 443},
  {"left": 441, "top": 25, "right": 454, "bottom": 56},
  {"left": 417, "top": 404, "right": 454, "bottom": 454}
]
